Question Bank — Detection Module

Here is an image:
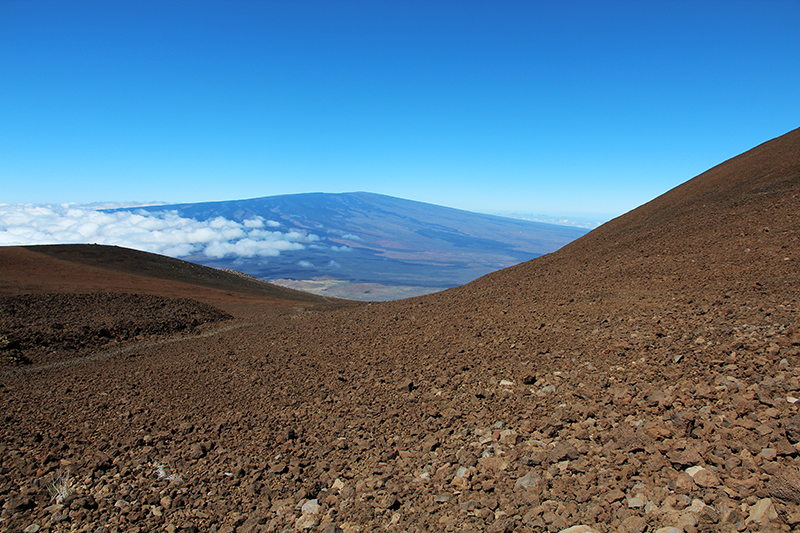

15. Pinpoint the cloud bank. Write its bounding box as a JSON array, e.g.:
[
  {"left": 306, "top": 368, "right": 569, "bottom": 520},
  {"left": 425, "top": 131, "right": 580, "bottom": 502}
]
[{"left": 0, "top": 203, "right": 319, "bottom": 259}]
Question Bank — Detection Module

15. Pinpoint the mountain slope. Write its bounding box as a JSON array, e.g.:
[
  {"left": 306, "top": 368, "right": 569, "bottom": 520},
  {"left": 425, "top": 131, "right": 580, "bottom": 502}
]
[
  {"left": 467, "top": 125, "right": 800, "bottom": 300},
  {"left": 119, "top": 192, "right": 587, "bottom": 299},
  {"left": 0, "top": 244, "right": 344, "bottom": 313},
  {"left": 0, "top": 244, "right": 350, "bottom": 367},
  {"left": 1, "top": 128, "right": 799, "bottom": 533}
]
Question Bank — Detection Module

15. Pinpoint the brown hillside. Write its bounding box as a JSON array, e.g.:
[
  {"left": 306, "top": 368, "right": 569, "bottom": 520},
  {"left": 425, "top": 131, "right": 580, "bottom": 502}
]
[
  {"left": 0, "top": 245, "right": 351, "bottom": 367},
  {"left": 0, "top": 244, "right": 346, "bottom": 313},
  {"left": 1, "top": 128, "right": 799, "bottom": 533}
]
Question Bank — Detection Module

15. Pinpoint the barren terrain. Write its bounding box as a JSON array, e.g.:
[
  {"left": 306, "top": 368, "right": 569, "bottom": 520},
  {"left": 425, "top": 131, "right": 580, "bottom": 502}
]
[{"left": 1, "top": 127, "right": 799, "bottom": 533}]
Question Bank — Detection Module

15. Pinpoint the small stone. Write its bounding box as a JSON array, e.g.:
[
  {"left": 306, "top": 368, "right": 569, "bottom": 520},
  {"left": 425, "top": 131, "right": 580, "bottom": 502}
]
[
  {"left": 421, "top": 436, "right": 439, "bottom": 452},
  {"left": 620, "top": 516, "right": 647, "bottom": 533},
  {"left": 687, "top": 498, "right": 707, "bottom": 514},
  {"left": 452, "top": 465, "right": 471, "bottom": 489},
  {"left": 685, "top": 465, "right": 704, "bottom": 477},
  {"left": 7, "top": 497, "right": 34, "bottom": 512},
  {"left": 647, "top": 390, "right": 666, "bottom": 405},
  {"left": 746, "top": 498, "right": 778, "bottom": 526},
  {"left": 627, "top": 497, "right": 645, "bottom": 508},
  {"left": 690, "top": 467, "right": 720, "bottom": 488},
  {"left": 654, "top": 528, "right": 683, "bottom": 533},
  {"left": 673, "top": 472, "right": 696, "bottom": 494},
  {"left": 379, "top": 494, "right": 400, "bottom": 510},
  {"left": 486, "top": 518, "right": 513, "bottom": 533},
  {"left": 435, "top": 493, "right": 452, "bottom": 503},
  {"left": 718, "top": 501, "right": 741, "bottom": 525},
  {"left": 768, "top": 469, "right": 800, "bottom": 503},
  {"left": 669, "top": 446, "right": 703, "bottom": 466},
  {"left": 514, "top": 470, "right": 541, "bottom": 490},
  {"left": 295, "top": 514, "right": 317, "bottom": 529},
  {"left": 398, "top": 378, "right": 414, "bottom": 392},
  {"left": 786, "top": 415, "right": 800, "bottom": 442},
  {"left": 44, "top": 503, "right": 64, "bottom": 514},
  {"left": 188, "top": 443, "right": 205, "bottom": 459},
  {"left": 557, "top": 526, "right": 600, "bottom": 533},
  {"left": 454, "top": 465, "right": 470, "bottom": 478},
  {"left": 301, "top": 499, "right": 320, "bottom": 514},
  {"left": 678, "top": 511, "right": 698, "bottom": 527},
  {"left": 499, "top": 379, "right": 514, "bottom": 386},
  {"left": 499, "top": 429, "right": 518, "bottom": 445},
  {"left": 23, "top": 525, "right": 41, "bottom": 533},
  {"left": 759, "top": 447, "right": 778, "bottom": 461},
  {"left": 787, "top": 511, "right": 800, "bottom": 526},
  {"left": 537, "top": 384, "right": 556, "bottom": 396}
]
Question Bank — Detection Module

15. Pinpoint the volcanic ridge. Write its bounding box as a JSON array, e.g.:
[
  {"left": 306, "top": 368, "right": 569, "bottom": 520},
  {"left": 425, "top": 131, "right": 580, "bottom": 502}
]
[{"left": 1, "top": 127, "right": 799, "bottom": 532}]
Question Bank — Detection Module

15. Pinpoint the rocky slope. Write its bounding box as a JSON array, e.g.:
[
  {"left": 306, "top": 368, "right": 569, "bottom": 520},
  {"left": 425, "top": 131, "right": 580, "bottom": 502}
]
[{"left": 1, "top": 127, "right": 799, "bottom": 533}]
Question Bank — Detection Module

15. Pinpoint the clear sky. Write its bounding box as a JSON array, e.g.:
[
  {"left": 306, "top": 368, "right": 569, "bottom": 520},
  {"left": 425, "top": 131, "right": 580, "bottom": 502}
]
[{"left": 2, "top": 0, "right": 799, "bottom": 222}]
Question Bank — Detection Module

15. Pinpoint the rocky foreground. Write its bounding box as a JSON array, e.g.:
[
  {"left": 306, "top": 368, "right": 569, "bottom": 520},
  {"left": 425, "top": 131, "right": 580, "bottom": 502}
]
[{"left": 1, "top": 128, "right": 799, "bottom": 532}]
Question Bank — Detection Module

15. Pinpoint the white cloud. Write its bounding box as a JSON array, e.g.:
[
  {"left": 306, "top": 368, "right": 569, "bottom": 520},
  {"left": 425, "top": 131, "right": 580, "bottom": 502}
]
[
  {"left": 298, "top": 260, "right": 314, "bottom": 268},
  {"left": 0, "top": 203, "right": 316, "bottom": 260},
  {"left": 341, "top": 234, "right": 363, "bottom": 241}
]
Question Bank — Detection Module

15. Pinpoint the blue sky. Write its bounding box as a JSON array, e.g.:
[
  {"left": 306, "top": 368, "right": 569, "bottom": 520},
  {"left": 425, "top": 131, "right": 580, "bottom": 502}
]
[{"left": 2, "top": 0, "right": 799, "bottom": 222}]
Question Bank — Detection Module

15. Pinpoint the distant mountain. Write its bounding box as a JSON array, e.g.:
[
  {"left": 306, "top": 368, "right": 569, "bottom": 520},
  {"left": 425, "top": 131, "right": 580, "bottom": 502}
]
[{"left": 110, "top": 192, "right": 587, "bottom": 300}]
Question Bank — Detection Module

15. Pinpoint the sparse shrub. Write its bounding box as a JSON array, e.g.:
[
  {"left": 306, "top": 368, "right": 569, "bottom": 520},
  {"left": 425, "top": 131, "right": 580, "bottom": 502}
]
[
  {"left": 153, "top": 462, "right": 177, "bottom": 481},
  {"left": 46, "top": 470, "right": 72, "bottom": 503}
]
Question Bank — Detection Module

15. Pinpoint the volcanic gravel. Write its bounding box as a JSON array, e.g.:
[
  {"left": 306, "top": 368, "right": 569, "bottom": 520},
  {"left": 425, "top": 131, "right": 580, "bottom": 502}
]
[
  {"left": 1, "top": 128, "right": 799, "bottom": 533},
  {"left": 0, "top": 292, "right": 232, "bottom": 367}
]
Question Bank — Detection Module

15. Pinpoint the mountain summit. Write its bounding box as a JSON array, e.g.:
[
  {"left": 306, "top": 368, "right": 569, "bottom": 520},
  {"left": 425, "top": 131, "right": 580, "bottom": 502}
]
[{"left": 1, "top": 128, "right": 799, "bottom": 532}]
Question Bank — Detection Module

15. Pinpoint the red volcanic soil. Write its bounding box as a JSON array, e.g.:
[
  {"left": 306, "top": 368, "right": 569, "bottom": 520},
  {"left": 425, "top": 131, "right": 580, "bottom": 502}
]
[
  {"left": 0, "top": 245, "right": 342, "bottom": 316},
  {"left": 1, "top": 128, "right": 800, "bottom": 533}
]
